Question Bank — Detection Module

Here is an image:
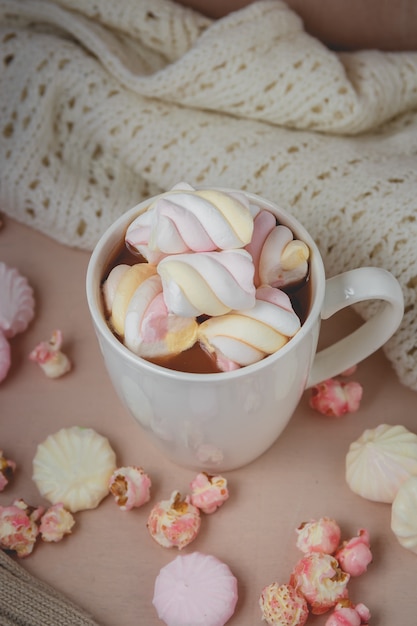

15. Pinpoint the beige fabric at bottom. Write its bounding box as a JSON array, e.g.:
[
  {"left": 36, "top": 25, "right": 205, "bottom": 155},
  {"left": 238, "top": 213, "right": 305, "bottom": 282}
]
[
  {"left": 0, "top": 549, "right": 99, "bottom": 626},
  {"left": 0, "top": 0, "right": 417, "bottom": 390}
]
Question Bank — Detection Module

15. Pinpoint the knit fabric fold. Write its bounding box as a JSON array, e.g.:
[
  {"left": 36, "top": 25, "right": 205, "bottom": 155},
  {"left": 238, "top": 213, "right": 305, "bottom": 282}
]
[
  {"left": 0, "top": 549, "right": 99, "bottom": 626},
  {"left": 1, "top": 0, "right": 417, "bottom": 390}
]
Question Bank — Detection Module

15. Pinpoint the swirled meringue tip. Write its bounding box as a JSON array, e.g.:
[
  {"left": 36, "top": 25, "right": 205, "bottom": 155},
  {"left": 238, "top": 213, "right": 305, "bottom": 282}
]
[
  {"left": 0, "top": 262, "right": 35, "bottom": 338},
  {"left": 29, "top": 330, "right": 71, "bottom": 379},
  {"left": 153, "top": 552, "right": 238, "bottom": 626}
]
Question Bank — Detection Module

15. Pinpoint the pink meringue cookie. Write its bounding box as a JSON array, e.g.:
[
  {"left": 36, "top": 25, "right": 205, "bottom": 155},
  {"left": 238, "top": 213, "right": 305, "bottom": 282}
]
[
  {"left": 325, "top": 600, "right": 371, "bottom": 626},
  {"left": 0, "top": 450, "right": 16, "bottom": 492},
  {"left": 153, "top": 552, "right": 238, "bottom": 626},
  {"left": 0, "top": 332, "right": 11, "bottom": 383},
  {"left": 290, "top": 553, "right": 350, "bottom": 615},
  {"left": 109, "top": 466, "right": 152, "bottom": 511},
  {"left": 190, "top": 472, "right": 229, "bottom": 514},
  {"left": 126, "top": 187, "right": 254, "bottom": 261},
  {"left": 157, "top": 249, "right": 256, "bottom": 317},
  {"left": 246, "top": 213, "right": 310, "bottom": 288},
  {"left": 147, "top": 491, "right": 201, "bottom": 550},
  {"left": 259, "top": 582, "right": 309, "bottom": 626},
  {"left": 309, "top": 378, "right": 363, "bottom": 417},
  {"left": 29, "top": 329, "right": 71, "bottom": 378},
  {"left": 296, "top": 517, "right": 341, "bottom": 555},
  {"left": 334, "top": 529, "right": 372, "bottom": 577},
  {"left": 0, "top": 499, "right": 44, "bottom": 557},
  {"left": 198, "top": 285, "right": 301, "bottom": 370},
  {"left": 103, "top": 264, "right": 198, "bottom": 358},
  {"left": 39, "top": 503, "right": 75, "bottom": 542},
  {"left": 0, "top": 262, "right": 35, "bottom": 338}
]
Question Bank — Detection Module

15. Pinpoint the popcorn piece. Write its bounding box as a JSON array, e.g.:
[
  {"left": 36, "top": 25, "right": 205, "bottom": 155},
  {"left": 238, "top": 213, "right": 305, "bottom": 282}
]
[
  {"left": 290, "top": 553, "right": 350, "bottom": 615},
  {"left": 335, "top": 529, "right": 372, "bottom": 577},
  {"left": 346, "top": 424, "right": 417, "bottom": 503},
  {"left": 29, "top": 330, "right": 71, "bottom": 378},
  {"left": 0, "top": 450, "right": 16, "bottom": 492},
  {"left": 0, "top": 262, "right": 35, "bottom": 338},
  {"left": 0, "top": 499, "right": 44, "bottom": 557},
  {"left": 190, "top": 472, "right": 229, "bottom": 514},
  {"left": 153, "top": 551, "right": 238, "bottom": 626},
  {"left": 147, "top": 490, "right": 201, "bottom": 549},
  {"left": 0, "top": 332, "right": 11, "bottom": 384},
  {"left": 325, "top": 600, "right": 371, "bottom": 626},
  {"left": 39, "top": 503, "right": 75, "bottom": 542},
  {"left": 33, "top": 426, "right": 117, "bottom": 513},
  {"left": 391, "top": 475, "right": 417, "bottom": 554},
  {"left": 309, "top": 378, "right": 363, "bottom": 417},
  {"left": 296, "top": 517, "right": 341, "bottom": 555},
  {"left": 259, "top": 582, "right": 309, "bottom": 626},
  {"left": 109, "top": 466, "right": 151, "bottom": 511}
]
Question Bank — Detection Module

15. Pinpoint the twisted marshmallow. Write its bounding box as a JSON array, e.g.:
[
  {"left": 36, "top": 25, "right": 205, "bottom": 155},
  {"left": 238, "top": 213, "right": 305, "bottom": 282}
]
[
  {"left": 246, "top": 210, "right": 310, "bottom": 287},
  {"left": 103, "top": 264, "right": 197, "bottom": 358},
  {"left": 125, "top": 188, "right": 255, "bottom": 262},
  {"left": 198, "top": 285, "right": 301, "bottom": 370},
  {"left": 157, "top": 249, "right": 256, "bottom": 317}
]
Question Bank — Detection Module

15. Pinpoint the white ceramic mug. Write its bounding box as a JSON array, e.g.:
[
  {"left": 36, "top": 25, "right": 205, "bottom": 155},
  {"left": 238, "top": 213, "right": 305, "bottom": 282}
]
[{"left": 86, "top": 189, "right": 404, "bottom": 471}]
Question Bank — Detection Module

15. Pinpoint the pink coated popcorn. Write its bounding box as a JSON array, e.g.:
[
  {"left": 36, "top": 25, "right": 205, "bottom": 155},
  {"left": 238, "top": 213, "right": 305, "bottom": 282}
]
[
  {"left": 290, "top": 553, "right": 350, "bottom": 615},
  {"left": 190, "top": 472, "right": 229, "bottom": 514},
  {"left": 335, "top": 529, "right": 372, "bottom": 577},
  {"left": 0, "top": 450, "right": 16, "bottom": 492},
  {"left": 325, "top": 600, "right": 371, "bottom": 625},
  {"left": 259, "top": 582, "right": 309, "bottom": 626},
  {"left": 309, "top": 378, "right": 363, "bottom": 417},
  {"left": 0, "top": 499, "right": 44, "bottom": 557},
  {"left": 29, "top": 329, "right": 71, "bottom": 378},
  {"left": 147, "top": 490, "right": 201, "bottom": 550},
  {"left": 39, "top": 503, "right": 75, "bottom": 542},
  {"left": 296, "top": 517, "right": 341, "bottom": 555},
  {"left": 109, "top": 466, "right": 152, "bottom": 511}
]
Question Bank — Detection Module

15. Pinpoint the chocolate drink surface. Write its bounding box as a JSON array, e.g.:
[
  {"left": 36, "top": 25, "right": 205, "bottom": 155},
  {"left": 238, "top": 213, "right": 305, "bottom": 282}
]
[{"left": 102, "top": 236, "right": 311, "bottom": 374}]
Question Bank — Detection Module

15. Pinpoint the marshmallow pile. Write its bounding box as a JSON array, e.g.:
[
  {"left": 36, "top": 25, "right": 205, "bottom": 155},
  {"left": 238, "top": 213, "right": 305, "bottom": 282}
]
[{"left": 103, "top": 184, "right": 310, "bottom": 371}]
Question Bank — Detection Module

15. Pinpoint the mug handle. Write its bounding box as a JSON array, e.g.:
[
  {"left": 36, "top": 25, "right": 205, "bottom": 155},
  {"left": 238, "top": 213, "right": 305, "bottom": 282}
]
[{"left": 307, "top": 267, "right": 404, "bottom": 388}]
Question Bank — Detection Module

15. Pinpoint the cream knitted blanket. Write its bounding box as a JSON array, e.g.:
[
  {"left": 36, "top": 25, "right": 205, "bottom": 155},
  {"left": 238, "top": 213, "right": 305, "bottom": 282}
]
[{"left": 1, "top": 0, "right": 417, "bottom": 391}]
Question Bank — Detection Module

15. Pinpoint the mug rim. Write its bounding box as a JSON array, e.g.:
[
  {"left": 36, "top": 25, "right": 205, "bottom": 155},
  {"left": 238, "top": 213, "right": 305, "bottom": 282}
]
[{"left": 86, "top": 188, "right": 326, "bottom": 382}]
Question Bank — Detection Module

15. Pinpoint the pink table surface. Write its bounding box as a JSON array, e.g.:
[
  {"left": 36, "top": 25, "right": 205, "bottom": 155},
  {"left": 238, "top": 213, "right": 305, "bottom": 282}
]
[{"left": 1, "top": 215, "right": 417, "bottom": 626}]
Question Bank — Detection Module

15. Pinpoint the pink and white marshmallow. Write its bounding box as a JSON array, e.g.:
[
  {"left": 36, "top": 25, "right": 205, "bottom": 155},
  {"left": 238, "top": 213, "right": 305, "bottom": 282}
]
[
  {"left": 125, "top": 186, "right": 255, "bottom": 263},
  {"left": 157, "top": 249, "right": 256, "bottom": 318},
  {"left": 109, "top": 466, "right": 152, "bottom": 511},
  {"left": 198, "top": 285, "right": 301, "bottom": 370},
  {"left": 103, "top": 263, "right": 198, "bottom": 358},
  {"left": 246, "top": 211, "right": 309, "bottom": 288}
]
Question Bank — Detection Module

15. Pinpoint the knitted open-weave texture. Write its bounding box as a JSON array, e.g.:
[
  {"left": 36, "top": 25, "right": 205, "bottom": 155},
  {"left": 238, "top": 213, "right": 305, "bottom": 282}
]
[
  {"left": 0, "top": 549, "right": 99, "bottom": 626},
  {"left": 1, "top": 0, "right": 417, "bottom": 390}
]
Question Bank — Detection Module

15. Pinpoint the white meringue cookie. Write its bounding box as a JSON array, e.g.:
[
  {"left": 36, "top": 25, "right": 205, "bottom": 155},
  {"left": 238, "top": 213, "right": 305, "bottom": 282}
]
[{"left": 391, "top": 475, "right": 417, "bottom": 554}]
